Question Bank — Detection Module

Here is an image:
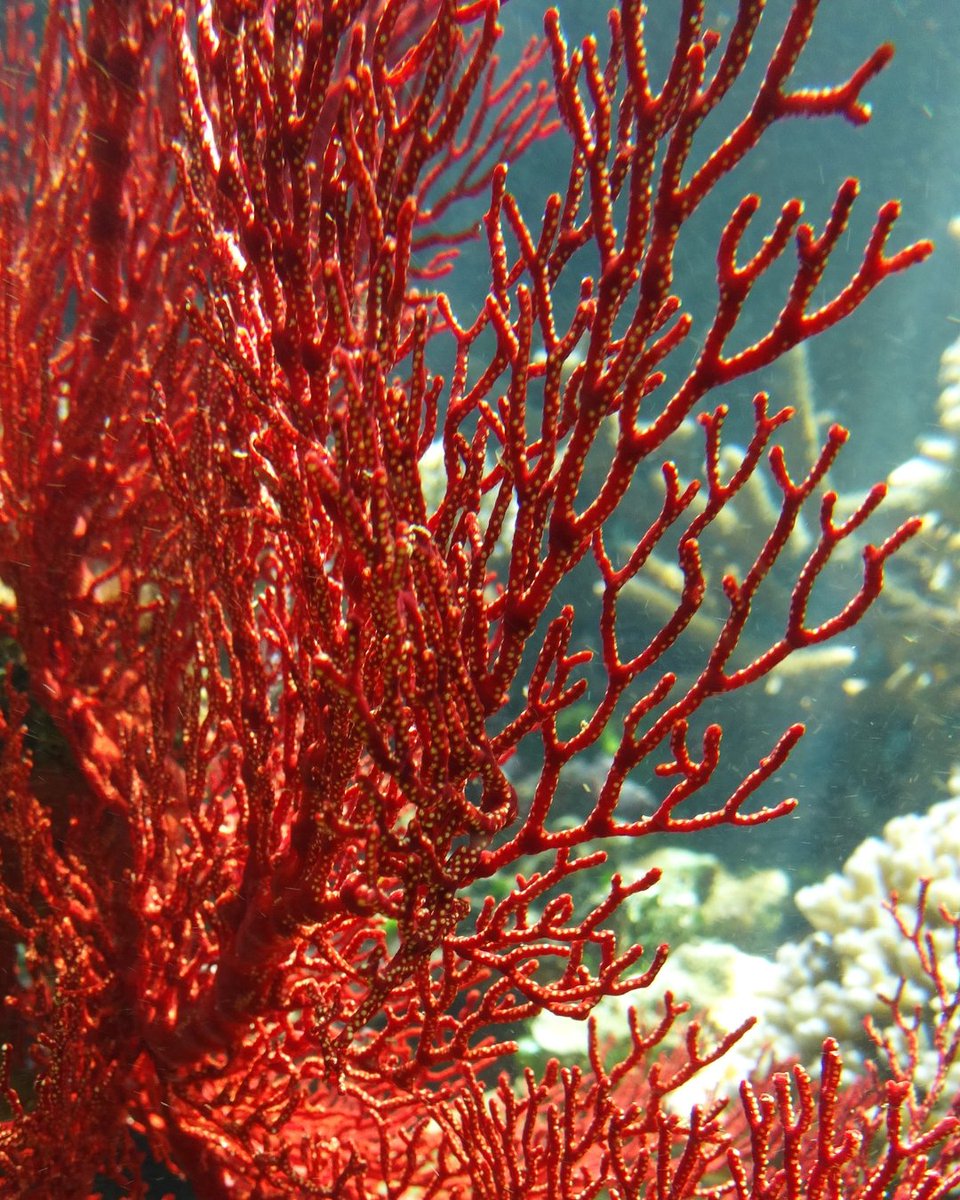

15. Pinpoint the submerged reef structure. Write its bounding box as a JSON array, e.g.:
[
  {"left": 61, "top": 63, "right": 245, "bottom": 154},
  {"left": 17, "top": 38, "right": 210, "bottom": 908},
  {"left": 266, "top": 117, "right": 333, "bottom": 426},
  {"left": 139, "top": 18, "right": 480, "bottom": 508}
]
[
  {"left": 759, "top": 783, "right": 960, "bottom": 1080},
  {"left": 865, "top": 272, "right": 960, "bottom": 804},
  {"left": 0, "top": 0, "right": 955, "bottom": 1196}
]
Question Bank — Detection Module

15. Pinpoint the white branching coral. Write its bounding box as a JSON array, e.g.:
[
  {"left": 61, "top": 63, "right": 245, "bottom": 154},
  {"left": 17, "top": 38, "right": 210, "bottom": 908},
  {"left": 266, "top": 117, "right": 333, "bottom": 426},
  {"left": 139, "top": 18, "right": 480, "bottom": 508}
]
[{"left": 758, "top": 776, "right": 960, "bottom": 1083}]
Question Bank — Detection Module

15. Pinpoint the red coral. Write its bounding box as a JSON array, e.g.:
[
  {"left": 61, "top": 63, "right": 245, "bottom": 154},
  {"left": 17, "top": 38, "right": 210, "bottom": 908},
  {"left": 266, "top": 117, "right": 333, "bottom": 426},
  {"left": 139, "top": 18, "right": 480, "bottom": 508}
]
[{"left": 0, "top": 0, "right": 946, "bottom": 1196}]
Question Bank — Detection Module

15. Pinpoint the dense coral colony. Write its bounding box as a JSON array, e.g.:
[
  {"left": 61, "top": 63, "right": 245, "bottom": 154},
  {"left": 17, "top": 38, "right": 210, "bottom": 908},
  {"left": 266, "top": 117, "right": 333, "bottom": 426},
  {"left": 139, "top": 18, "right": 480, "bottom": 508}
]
[{"left": 0, "top": 0, "right": 955, "bottom": 1196}]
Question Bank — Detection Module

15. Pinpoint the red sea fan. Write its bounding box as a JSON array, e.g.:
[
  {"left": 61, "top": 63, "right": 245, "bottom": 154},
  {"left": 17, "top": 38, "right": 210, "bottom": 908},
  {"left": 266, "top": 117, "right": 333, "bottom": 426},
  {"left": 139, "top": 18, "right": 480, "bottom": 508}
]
[{"left": 0, "top": 0, "right": 947, "bottom": 1195}]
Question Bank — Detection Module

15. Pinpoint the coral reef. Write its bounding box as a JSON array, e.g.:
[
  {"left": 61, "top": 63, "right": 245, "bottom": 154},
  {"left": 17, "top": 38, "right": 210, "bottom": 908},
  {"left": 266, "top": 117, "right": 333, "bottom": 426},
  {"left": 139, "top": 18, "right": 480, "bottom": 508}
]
[
  {"left": 0, "top": 0, "right": 951, "bottom": 1194},
  {"left": 752, "top": 777, "right": 960, "bottom": 1090}
]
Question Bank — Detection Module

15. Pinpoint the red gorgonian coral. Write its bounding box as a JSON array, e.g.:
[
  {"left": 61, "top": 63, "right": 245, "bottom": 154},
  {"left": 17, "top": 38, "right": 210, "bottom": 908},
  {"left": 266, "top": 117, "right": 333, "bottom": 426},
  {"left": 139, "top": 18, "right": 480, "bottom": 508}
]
[{"left": 0, "top": 0, "right": 952, "bottom": 1196}]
